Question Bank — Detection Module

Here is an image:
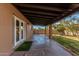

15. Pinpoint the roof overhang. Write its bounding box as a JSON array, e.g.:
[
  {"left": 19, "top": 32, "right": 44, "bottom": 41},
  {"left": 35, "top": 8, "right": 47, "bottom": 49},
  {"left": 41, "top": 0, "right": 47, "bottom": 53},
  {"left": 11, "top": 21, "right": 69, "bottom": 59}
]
[{"left": 13, "top": 3, "right": 79, "bottom": 26}]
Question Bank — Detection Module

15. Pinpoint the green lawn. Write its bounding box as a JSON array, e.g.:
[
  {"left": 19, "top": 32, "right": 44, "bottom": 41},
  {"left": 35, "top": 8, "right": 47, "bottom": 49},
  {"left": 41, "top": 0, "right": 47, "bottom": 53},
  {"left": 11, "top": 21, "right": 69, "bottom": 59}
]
[
  {"left": 53, "top": 36, "right": 79, "bottom": 55},
  {"left": 15, "top": 41, "right": 32, "bottom": 51}
]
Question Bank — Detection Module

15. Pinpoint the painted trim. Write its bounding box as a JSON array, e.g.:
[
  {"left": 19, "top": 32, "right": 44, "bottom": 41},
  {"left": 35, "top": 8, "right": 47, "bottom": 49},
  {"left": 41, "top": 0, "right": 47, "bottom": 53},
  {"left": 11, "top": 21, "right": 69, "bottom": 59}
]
[{"left": 13, "top": 16, "right": 26, "bottom": 48}]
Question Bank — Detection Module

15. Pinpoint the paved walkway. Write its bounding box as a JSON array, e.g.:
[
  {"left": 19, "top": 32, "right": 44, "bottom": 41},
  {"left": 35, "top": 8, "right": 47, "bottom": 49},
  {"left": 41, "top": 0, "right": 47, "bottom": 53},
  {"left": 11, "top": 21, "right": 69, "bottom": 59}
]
[{"left": 26, "top": 34, "right": 72, "bottom": 56}]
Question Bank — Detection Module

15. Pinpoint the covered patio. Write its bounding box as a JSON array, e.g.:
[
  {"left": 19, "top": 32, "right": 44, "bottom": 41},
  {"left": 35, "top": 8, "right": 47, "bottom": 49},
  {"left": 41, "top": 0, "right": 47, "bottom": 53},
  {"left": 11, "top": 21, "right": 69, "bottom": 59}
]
[
  {"left": 0, "top": 3, "right": 79, "bottom": 56},
  {"left": 11, "top": 4, "right": 79, "bottom": 56}
]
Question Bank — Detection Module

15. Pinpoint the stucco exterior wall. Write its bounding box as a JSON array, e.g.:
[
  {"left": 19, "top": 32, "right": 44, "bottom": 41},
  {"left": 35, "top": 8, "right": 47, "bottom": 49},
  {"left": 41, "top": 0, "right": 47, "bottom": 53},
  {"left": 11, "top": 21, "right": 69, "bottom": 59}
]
[
  {"left": 26, "top": 24, "right": 33, "bottom": 41},
  {"left": 0, "top": 3, "right": 33, "bottom": 55}
]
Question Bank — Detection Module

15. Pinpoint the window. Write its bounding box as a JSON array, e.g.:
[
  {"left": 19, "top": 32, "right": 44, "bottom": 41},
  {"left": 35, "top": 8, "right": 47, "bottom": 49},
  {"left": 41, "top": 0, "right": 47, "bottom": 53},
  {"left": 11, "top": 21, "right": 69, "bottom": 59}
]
[{"left": 21, "top": 22, "right": 24, "bottom": 39}]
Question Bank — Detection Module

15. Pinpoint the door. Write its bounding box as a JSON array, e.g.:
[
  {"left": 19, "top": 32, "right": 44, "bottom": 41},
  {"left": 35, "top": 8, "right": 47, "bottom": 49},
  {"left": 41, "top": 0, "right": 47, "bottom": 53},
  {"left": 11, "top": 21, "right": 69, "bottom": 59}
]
[{"left": 14, "top": 16, "right": 26, "bottom": 47}]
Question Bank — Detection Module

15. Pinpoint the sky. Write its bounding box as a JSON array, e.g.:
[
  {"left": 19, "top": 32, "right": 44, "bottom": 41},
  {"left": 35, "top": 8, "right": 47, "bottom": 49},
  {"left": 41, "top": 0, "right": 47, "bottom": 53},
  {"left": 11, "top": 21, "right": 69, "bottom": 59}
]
[
  {"left": 64, "top": 11, "right": 79, "bottom": 24},
  {"left": 33, "top": 25, "right": 45, "bottom": 29},
  {"left": 54, "top": 11, "right": 79, "bottom": 24}
]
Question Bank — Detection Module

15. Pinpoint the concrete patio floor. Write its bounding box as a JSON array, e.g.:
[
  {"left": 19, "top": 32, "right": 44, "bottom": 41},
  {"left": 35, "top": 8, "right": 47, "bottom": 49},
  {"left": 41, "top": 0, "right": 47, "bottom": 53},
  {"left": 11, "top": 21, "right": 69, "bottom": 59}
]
[
  {"left": 11, "top": 34, "right": 72, "bottom": 56},
  {"left": 26, "top": 34, "right": 72, "bottom": 56}
]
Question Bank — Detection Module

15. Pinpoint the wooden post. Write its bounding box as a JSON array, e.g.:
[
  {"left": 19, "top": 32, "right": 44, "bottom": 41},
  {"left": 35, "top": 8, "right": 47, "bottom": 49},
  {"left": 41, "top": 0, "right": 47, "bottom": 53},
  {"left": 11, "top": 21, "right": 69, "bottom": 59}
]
[
  {"left": 49, "top": 24, "right": 52, "bottom": 39},
  {"left": 45, "top": 26, "right": 47, "bottom": 36}
]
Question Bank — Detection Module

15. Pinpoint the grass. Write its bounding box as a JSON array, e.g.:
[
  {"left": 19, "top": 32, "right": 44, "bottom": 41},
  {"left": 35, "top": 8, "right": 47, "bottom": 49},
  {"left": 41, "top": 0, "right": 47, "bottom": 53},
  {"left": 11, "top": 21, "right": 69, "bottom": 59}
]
[
  {"left": 53, "top": 36, "right": 79, "bottom": 55},
  {"left": 15, "top": 41, "right": 32, "bottom": 51}
]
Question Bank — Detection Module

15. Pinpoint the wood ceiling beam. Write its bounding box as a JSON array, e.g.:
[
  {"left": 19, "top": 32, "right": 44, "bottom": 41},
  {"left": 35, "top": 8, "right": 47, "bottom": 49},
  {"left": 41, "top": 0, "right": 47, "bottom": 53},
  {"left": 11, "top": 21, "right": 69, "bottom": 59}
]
[
  {"left": 22, "top": 12, "right": 58, "bottom": 17},
  {"left": 14, "top": 4, "right": 65, "bottom": 12},
  {"left": 17, "top": 6, "right": 63, "bottom": 14},
  {"left": 29, "top": 20, "right": 49, "bottom": 25},
  {"left": 24, "top": 14, "right": 55, "bottom": 19},
  {"left": 57, "top": 4, "right": 79, "bottom": 20},
  {"left": 20, "top": 9, "right": 59, "bottom": 17},
  {"left": 13, "top": 3, "right": 75, "bottom": 26},
  {"left": 70, "top": 4, "right": 79, "bottom": 10}
]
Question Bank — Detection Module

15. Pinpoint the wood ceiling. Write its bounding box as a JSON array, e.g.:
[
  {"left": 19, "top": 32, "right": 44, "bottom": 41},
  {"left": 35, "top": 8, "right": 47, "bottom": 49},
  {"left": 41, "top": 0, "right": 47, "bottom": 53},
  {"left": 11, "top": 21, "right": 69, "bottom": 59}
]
[{"left": 13, "top": 3, "right": 79, "bottom": 26}]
